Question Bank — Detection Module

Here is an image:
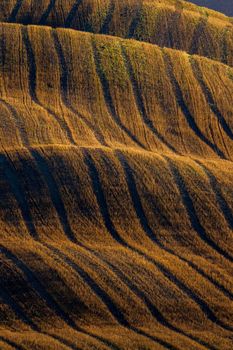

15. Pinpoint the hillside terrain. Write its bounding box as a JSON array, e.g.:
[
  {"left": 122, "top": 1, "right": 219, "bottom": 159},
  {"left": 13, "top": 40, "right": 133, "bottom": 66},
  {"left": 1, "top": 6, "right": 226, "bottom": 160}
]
[
  {"left": 0, "top": 0, "right": 233, "bottom": 66},
  {"left": 0, "top": 1, "right": 233, "bottom": 350}
]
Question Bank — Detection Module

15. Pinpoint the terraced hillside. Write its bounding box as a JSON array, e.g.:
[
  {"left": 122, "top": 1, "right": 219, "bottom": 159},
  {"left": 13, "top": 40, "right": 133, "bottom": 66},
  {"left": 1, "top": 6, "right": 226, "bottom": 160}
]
[{"left": 0, "top": 1, "right": 233, "bottom": 350}]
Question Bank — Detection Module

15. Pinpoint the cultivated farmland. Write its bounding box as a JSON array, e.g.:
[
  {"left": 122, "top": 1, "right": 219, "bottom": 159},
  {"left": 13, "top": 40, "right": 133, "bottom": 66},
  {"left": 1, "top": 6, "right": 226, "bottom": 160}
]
[{"left": 0, "top": 1, "right": 233, "bottom": 349}]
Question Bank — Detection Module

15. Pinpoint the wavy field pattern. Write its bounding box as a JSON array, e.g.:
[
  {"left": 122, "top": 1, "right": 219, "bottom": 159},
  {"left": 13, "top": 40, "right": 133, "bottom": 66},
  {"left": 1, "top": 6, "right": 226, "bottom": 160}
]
[{"left": 0, "top": 0, "right": 233, "bottom": 349}]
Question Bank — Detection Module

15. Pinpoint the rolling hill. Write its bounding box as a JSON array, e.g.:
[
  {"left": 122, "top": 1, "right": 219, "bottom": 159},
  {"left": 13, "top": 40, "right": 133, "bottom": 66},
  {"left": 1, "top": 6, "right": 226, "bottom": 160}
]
[
  {"left": 1, "top": 0, "right": 233, "bottom": 66},
  {"left": 0, "top": 1, "right": 233, "bottom": 349}
]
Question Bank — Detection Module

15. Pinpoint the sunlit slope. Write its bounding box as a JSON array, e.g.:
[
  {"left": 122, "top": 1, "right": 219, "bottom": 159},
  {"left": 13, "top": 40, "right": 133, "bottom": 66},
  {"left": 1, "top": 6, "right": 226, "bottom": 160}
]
[
  {"left": 1, "top": 23, "right": 233, "bottom": 160},
  {"left": 1, "top": 0, "right": 233, "bottom": 66},
  {"left": 1, "top": 146, "right": 233, "bottom": 349}
]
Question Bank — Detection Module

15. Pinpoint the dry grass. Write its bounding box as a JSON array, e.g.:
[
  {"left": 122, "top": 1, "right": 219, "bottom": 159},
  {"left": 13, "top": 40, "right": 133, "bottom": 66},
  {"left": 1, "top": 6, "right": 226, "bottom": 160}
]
[
  {"left": 0, "top": 0, "right": 233, "bottom": 66},
  {"left": 0, "top": 1, "right": 233, "bottom": 349}
]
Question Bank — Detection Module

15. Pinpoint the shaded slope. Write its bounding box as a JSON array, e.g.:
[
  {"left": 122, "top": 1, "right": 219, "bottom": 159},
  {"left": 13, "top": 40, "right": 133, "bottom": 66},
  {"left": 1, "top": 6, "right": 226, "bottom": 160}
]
[
  {"left": 1, "top": 146, "right": 233, "bottom": 349},
  {"left": 0, "top": 0, "right": 233, "bottom": 66}
]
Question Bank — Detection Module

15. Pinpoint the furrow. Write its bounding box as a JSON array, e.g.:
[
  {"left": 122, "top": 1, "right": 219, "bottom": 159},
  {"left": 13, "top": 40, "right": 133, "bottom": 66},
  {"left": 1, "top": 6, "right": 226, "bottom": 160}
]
[
  {"left": 162, "top": 50, "right": 226, "bottom": 159},
  {"left": 121, "top": 44, "right": 178, "bottom": 154},
  {"left": 82, "top": 148, "right": 126, "bottom": 245},
  {"left": 0, "top": 152, "right": 38, "bottom": 239},
  {"left": 46, "top": 334, "right": 82, "bottom": 350},
  {"left": 189, "top": 16, "right": 208, "bottom": 55},
  {"left": 0, "top": 282, "right": 38, "bottom": 331},
  {"left": 190, "top": 57, "right": 233, "bottom": 141},
  {"left": 0, "top": 337, "right": 25, "bottom": 350},
  {"left": 221, "top": 26, "right": 231, "bottom": 65},
  {"left": 194, "top": 159, "right": 233, "bottom": 231},
  {"left": 127, "top": 0, "right": 143, "bottom": 38},
  {"left": 64, "top": 0, "right": 83, "bottom": 28},
  {"left": 46, "top": 245, "right": 180, "bottom": 350},
  {"left": 7, "top": 0, "right": 24, "bottom": 23},
  {"left": 83, "top": 148, "right": 233, "bottom": 333},
  {"left": 39, "top": 0, "right": 57, "bottom": 25},
  {"left": 21, "top": 26, "right": 76, "bottom": 145},
  {"left": 51, "top": 29, "right": 107, "bottom": 146},
  {"left": 0, "top": 246, "right": 78, "bottom": 331},
  {"left": 39, "top": 243, "right": 127, "bottom": 350},
  {"left": 66, "top": 246, "right": 211, "bottom": 350},
  {"left": 164, "top": 156, "right": 233, "bottom": 263},
  {"left": 0, "top": 99, "right": 30, "bottom": 147},
  {"left": 100, "top": 0, "right": 115, "bottom": 34},
  {"left": 114, "top": 150, "right": 233, "bottom": 301},
  {"left": 91, "top": 37, "right": 146, "bottom": 149},
  {"left": 31, "top": 149, "right": 77, "bottom": 243}
]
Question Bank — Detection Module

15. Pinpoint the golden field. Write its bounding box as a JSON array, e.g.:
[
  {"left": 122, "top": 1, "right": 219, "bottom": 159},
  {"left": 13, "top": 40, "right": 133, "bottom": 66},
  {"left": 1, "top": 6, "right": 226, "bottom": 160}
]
[{"left": 0, "top": 1, "right": 233, "bottom": 349}]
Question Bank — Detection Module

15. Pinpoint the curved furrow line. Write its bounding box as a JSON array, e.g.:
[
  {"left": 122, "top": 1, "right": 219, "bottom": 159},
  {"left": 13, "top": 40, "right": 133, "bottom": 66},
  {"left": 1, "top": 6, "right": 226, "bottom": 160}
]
[
  {"left": 7, "top": 0, "right": 24, "bottom": 23},
  {"left": 100, "top": 0, "right": 115, "bottom": 34},
  {"left": 164, "top": 156, "right": 233, "bottom": 263},
  {"left": 162, "top": 50, "right": 226, "bottom": 159},
  {"left": 66, "top": 237, "right": 228, "bottom": 349},
  {"left": 82, "top": 148, "right": 126, "bottom": 245},
  {"left": 139, "top": 197, "right": 233, "bottom": 302},
  {"left": 189, "top": 16, "right": 208, "bottom": 55},
  {"left": 91, "top": 38, "right": 146, "bottom": 150},
  {"left": 45, "top": 333, "right": 82, "bottom": 350},
  {"left": 120, "top": 44, "right": 178, "bottom": 154},
  {"left": 144, "top": 251, "right": 233, "bottom": 334},
  {"left": 127, "top": 0, "right": 143, "bottom": 38},
  {"left": 46, "top": 334, "right": 82, "bottom": 350},
  {"left": 31, "top": 149, "right": 77, "bottom": 243},
  {"left": 0, "top": 99, "right": 30, "bottom": 147},
  {"left": 65, "top": 246, "right": 211, "bottom": 350},
  {"left": 39, "top": 0, "right": 56, "bottom": 25},
  {"left": 114, "top": 150, "right": 161, "bottom": 245},
  {"left": 0, "top": 298, "right": 81, "bottom": 350},
  {"left": 21, "top": 26, "right": 76, "bottom": 145},
  {"left": 0, "top": 246, "right": 79, "bottom": 331},
  {"left": 0, "top": 337, "right": 26, "bottom": 350},
  {"left": 5, "top": 145, "right": 135, "bottom": 350},
  {"left": 0, "top": 152, "right": 38, "bottom": 239},
  {"left": 51, "top": 29, "right": 107, "bottom": 146},
  {"left": 75, "top": 330, "right": 121, "bottom": 350},
  {"left": 0, "top": 35, "right": 6, "bottom": 67},
  {"left": 0, "top": 283, "right": 39, "bottom": 331},
  {"left": 114, "top": 151, "right": 233, "bottom": 302},
  {"left": 194, "top": 159, "right": 233, "bottom": 232},
  {"left": 46, "top": 333, "right": 82, "bottom": 350},
  {"left": 46, "top": 245, "right": 130, "bottom": 328},
  {"left": 46, "top": 332, "right": 85, "bottom": 350},
  {"left": 46, "top": 245, "right": 180, "bottom": 350},
  {"left": 221, "top": 26, "right": 232, "bottom": 65},
  {"left": 0, "top": 263, "right": 84, "bottom": 350},
  {"left": 129, "top": 327, "right": 178, "bottom": 350},
  {"left": 95, "top": 258, "right": 213, "bottom": 350},
  {"left": 115, "top": 151, "right": 232, "bottom": 330},
  {"left": 83, "top": 148, "right": 233, "bottom": 334},
  {"left": 64, "top": 0, "right": 83, "bottom": 28},
  {"left": 175, "top": 251, "right": 233, "bottom": 301},
  {"left": 167, "top": 6, "right": 183, "bottom": 48},
  {"left": 190, "top": 57, "right": 233, "bottom": 141},
  {"left": 39, "top": 243, "right": 129, "bottom": 350},
  {"left": 48, "top": 237, "right": 192, "bottom": 350}
]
